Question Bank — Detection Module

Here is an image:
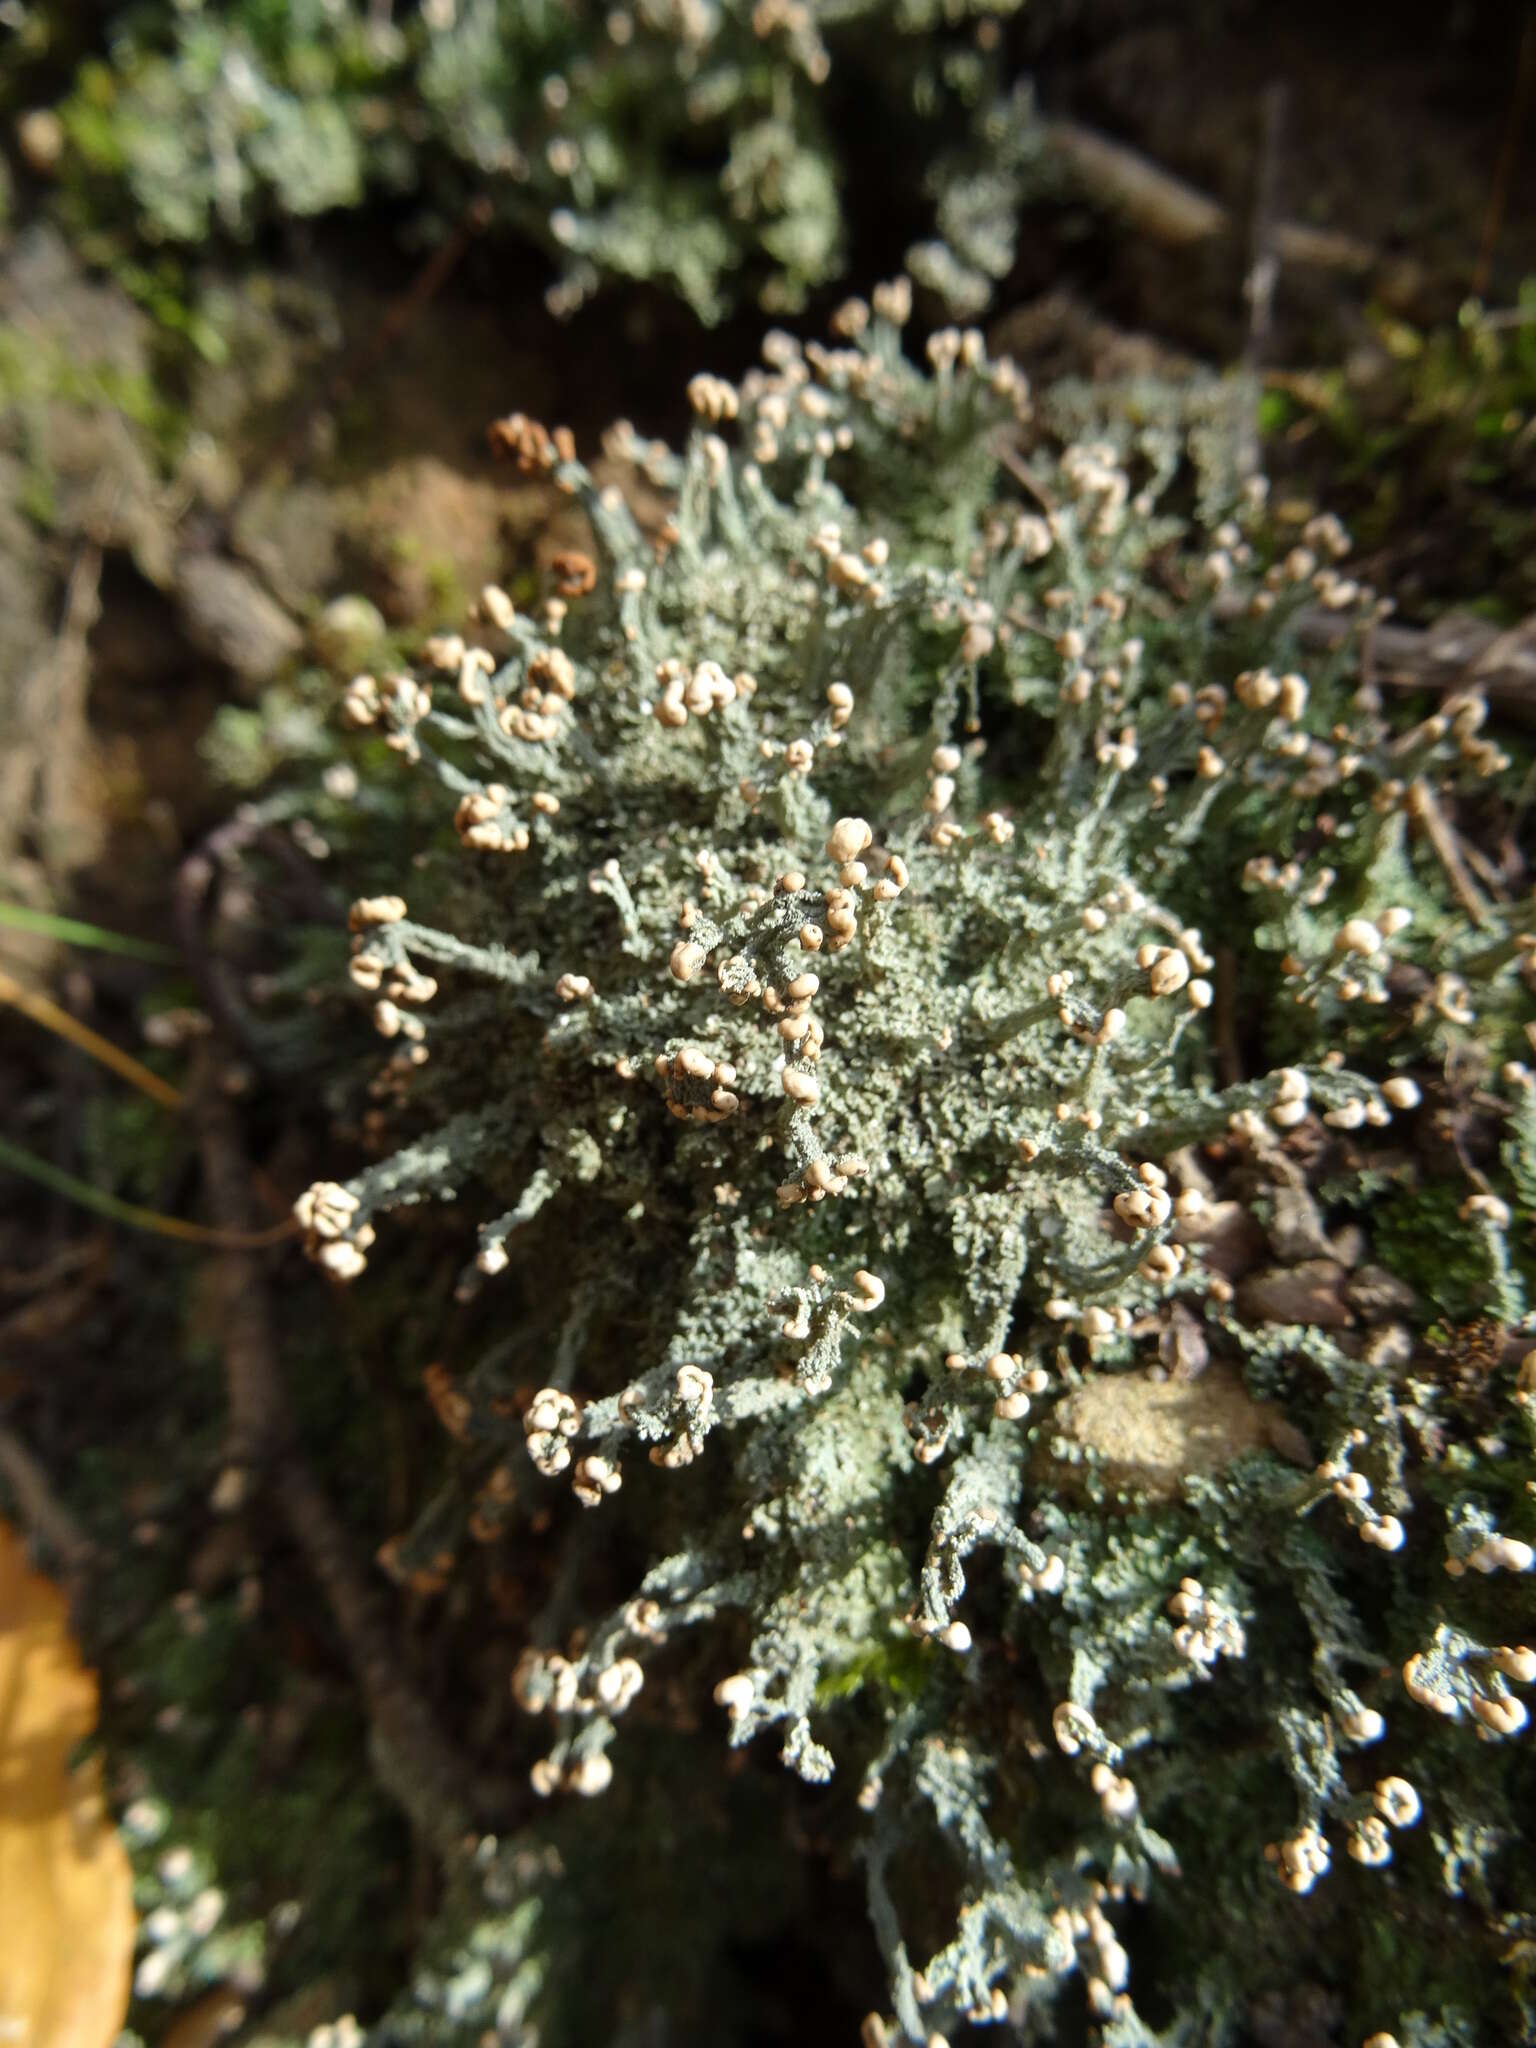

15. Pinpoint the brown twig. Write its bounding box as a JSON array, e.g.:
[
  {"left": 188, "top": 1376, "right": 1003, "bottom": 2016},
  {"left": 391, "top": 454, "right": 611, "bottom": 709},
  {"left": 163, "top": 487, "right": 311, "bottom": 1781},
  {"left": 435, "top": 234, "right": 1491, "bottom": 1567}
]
[
  {"left": 1244, "top": 85, "right": 1287, "bottom": 363},
  {"left": 1044, "top": 118, "right": 1225, "bottom": 243},
  {"left": 1408, "top": 777, "right": 1492, "bottom": 929},
  {"left": 1211, "top": 595, "right": 1536, "bottom": 718},
  {"left": 997, "top": 441, "right": 1057, "bottom": 514},
  {"left": 1455, "top": 834, "right": 1511, "bottom": 903},
  {"left": 1043, "top": 116, "right": 1375, "bottom": 273},
  {"left": 0, "top": 1424, "right": 94, "bottom": 1588},
  {"left": 175, "top": 814, "right": 347, "bottom": 1068},
  {"left": 1238, "top": 82, "right": 1288, "bottom": 481},
  {"left": 173, "top": 808, "right": 273, "bottom": 1057},
  {"left": 192, "top": 1048, "right": 480, "bottom": 1854},
  {"left": 0, "top": 1235, "right": 104, "bottom": 1297},
  {"left": 1475, "top": 302, "right": 1536, "bottom": 332}
]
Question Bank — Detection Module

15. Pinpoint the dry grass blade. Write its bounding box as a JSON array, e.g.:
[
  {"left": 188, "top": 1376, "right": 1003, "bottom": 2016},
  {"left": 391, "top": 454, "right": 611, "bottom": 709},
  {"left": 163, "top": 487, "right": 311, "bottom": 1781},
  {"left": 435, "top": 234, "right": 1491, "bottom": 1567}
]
[{"left": 0, "top": 967, "right": 184, "bottom": 1112}]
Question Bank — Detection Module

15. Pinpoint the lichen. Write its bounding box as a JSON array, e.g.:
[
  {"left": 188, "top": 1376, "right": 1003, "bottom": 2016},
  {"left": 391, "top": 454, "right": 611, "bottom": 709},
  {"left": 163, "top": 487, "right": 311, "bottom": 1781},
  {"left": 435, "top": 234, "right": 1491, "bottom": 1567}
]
[{"left": 266, "top": 296, "right": 1534, "bottom": 2041}]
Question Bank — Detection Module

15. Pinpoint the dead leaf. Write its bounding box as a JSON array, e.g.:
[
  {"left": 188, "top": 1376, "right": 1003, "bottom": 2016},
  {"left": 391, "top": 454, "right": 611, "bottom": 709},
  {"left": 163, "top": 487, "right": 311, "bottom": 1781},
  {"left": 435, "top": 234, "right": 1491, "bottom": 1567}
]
[{"left": 0, "top": 1521, "right": 134, "bottom": 2048}]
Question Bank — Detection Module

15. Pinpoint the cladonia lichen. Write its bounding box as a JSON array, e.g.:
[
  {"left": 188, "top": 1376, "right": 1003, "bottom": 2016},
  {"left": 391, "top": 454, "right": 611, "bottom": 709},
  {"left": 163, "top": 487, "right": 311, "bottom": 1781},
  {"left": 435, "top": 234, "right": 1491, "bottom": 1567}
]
[{"left": 296, "top": 293, "right": 1536, "bottom": 2046}]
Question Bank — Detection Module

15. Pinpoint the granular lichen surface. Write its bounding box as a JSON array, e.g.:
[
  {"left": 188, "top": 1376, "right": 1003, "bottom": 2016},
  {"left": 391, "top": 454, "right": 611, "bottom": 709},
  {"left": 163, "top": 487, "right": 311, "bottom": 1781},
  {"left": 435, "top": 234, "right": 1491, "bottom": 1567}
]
[{"left": 282, "top": 296, "right": 1535, "bottom": 2048}]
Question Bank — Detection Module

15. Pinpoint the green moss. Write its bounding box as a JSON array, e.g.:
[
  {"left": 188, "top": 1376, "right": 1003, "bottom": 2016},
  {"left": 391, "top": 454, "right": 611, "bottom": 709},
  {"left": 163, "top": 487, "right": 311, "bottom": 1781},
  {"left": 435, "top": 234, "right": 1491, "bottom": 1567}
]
[
  {"left": 814, "top": 1631, "right": 934, "bottom": 1706},
  {"left": 1370, "top": 1180, "right": 1503, "bottom": 1324},
  {"left": 0, "top": 321, "right": 170, "bottom": 437},
  {"left": 1270, "top": 285, "right": 1536, "bottom": 620}
]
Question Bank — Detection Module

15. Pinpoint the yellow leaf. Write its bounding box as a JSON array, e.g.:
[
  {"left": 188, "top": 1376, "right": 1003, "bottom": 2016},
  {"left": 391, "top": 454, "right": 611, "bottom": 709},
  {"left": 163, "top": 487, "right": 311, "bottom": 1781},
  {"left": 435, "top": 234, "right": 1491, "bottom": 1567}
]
[{"left": 0, "top": 1521, "right": 135, "bottom": 2048}]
